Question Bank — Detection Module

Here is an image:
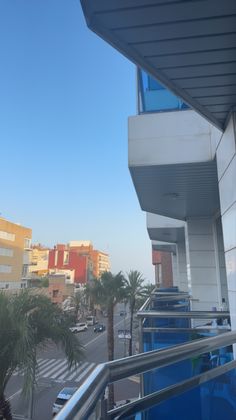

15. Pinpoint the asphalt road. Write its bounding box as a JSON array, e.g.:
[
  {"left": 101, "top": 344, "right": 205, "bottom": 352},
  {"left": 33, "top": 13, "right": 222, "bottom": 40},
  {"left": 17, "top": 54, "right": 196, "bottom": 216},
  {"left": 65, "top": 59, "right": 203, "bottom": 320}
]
[{"left": 6, "top": 306, "right": 140, "bottom": 419}]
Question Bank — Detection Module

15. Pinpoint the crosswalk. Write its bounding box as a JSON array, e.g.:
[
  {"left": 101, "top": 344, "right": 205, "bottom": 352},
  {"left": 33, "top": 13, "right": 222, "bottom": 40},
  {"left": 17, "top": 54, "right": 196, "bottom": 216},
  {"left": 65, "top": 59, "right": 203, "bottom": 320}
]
[{"left": 13, "top": 358, "right": 97, "bottom": 384}]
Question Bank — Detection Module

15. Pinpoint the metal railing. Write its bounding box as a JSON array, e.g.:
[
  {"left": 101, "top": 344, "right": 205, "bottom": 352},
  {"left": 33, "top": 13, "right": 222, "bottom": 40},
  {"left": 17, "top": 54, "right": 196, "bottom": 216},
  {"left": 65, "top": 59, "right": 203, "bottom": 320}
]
[{"left": 56, "top": 330, "right": 236, "bottom": 420}]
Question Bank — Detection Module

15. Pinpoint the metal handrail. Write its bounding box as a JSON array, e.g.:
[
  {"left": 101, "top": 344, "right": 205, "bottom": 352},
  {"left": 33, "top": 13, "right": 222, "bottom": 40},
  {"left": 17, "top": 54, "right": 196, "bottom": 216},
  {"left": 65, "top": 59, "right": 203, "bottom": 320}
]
[
  {"left": 56, "top": 330, "right": 236, "bottom": 420},
  {"left": 137, "top": 310, "right": 230, "bottom": 319},
  {"left": 109, "top": 359, "right": 236, "bottom": 419}
]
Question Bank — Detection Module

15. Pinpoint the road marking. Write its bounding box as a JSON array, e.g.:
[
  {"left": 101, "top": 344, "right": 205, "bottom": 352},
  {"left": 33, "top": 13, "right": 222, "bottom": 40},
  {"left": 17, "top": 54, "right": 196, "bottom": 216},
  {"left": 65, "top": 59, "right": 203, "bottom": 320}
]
[
  {"left": 42, "top": 359, "right": 68, "bottom": 378},
  {"left": 12, "top": 358, "right": 98, "bottom": 386},
  {"left": 84, "top": 317, "right": 129, "bottom": 348},
  {"left": 66, "top": 362, "right": 89, "bottom": 381},
  {"left": 75, "top": 362, "right": 96, "bottom": 382},
  {"left": 8, "top": 389, "right": 22, "bottom": 401},
  {"left": 38, "top": 359, "right": 57, "bottom": 375},
  {"left": 37, "top": 358, "right": 54, "bottom": 370},
  {"left": 50, "top": 360, "right": 70, "bottom": 379}
]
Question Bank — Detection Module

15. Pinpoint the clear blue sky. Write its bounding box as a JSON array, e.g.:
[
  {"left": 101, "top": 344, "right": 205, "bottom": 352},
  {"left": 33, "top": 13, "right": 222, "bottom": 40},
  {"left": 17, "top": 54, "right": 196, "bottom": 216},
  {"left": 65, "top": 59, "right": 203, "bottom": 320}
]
[{"left": 0, "top": 0, "right": 154, "bottom": 282}]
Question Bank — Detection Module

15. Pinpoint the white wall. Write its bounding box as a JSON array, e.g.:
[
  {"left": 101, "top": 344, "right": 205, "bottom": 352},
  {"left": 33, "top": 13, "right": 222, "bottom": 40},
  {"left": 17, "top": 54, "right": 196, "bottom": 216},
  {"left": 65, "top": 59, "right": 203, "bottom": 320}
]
[
  {"left": 185, "top": 218, "right": 222, "bottom": 311},
  {"left": 129, "top": 110, "right": 218, "bottom": 167},
  {"left": 216, "top": 113, "right": 236, "bottom": 330}
]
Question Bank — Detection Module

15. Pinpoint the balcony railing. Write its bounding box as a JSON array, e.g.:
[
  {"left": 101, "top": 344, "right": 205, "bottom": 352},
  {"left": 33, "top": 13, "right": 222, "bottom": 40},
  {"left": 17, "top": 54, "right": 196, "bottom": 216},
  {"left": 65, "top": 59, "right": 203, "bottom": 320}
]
[{"left": 56, "top": 328, "right": 236, "bottom": 420}]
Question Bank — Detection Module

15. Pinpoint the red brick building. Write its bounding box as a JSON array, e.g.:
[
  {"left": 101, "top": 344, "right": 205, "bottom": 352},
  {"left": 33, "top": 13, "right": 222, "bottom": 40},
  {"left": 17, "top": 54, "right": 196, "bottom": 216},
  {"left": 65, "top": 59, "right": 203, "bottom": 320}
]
[{"left": 48, "top": 244, "right": 90, "bottom": 285}]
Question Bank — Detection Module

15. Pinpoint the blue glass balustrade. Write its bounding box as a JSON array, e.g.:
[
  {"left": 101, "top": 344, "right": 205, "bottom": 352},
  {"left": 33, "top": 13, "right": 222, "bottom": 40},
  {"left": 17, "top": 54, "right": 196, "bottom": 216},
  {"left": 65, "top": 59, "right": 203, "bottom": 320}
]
[
  {"left": 138, "top": 69, "right": 189, "bottom": 113},
  {"left": 140, "top": 288, "right": 233, "bottom": 420}
]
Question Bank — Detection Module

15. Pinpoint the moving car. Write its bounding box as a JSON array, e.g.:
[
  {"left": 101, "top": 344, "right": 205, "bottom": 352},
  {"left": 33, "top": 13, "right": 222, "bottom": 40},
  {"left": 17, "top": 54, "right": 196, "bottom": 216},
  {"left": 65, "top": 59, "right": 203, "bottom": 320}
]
[
  {"left": 119, "top": 311, "right": 127, "bottom": 317},
  {"left": 69, "top": 322, "right": 88, "bottom": 333},
  {"left": 94, "top": 323, "right": 106, "bottom": 333},
  {"left": 52, "top": 387, "right": 77, "bottom": 416}
]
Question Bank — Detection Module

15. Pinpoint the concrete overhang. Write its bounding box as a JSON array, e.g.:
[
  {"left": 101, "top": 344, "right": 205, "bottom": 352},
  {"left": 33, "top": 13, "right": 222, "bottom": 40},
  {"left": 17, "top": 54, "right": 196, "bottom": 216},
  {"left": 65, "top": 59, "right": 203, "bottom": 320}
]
[
  {"left": 81, "top": 0, "right": 236, "bottom": 130},
  {"left": 152, "top": 240, "right": 176, "bottom": 255},
  {"left": 129, "top": 111, "right": 220, "bottom": 220},
  {"left": 147, "top": 213, "right": 185, "bottom": 244}
]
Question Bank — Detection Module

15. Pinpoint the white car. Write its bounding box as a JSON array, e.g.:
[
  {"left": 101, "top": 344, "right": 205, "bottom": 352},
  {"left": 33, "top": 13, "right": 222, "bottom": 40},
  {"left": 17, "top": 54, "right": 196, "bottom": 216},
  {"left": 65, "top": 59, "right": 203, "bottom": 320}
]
[
  {"left": 52, "top": 387, "right": 77, "bottom": 416},
  {"left": 69, "top": 322, "right": 88, "bottom": 333}
]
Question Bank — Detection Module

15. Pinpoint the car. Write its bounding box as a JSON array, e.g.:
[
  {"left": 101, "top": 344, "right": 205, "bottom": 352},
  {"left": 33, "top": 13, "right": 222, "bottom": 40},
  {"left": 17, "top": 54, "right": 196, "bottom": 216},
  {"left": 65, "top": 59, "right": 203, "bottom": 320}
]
[
  {"left": 69, "top": 322, "right": 88, "bottom": 333},
  {"left": 86, "top": 315, "right": 97, "bottom": 326},
  {"left": 119, "top": 311, "right": 127, "bottom": 317},
  {"left": 94, "top": 324, "right": 106, "bottom": 333},
  {"left": 52, "top": 387, "right": 77, "bottom": 416}
]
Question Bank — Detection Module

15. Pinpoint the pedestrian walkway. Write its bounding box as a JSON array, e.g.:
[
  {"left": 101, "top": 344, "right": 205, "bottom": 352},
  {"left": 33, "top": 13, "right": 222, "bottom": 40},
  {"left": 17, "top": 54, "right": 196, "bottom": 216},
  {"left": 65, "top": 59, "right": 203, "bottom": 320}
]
[{"left": 13, "top": 358, "right": 97, "bottom": 384}]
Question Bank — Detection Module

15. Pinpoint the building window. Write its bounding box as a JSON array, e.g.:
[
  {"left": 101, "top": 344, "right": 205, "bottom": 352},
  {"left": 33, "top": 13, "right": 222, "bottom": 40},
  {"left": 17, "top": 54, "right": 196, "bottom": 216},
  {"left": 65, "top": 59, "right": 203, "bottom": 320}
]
[
  {"left": 24, "top": 238, "right": 31, "bottom": 249},
  {"left": 55, "top": 251, "right": 58, "bottom": 266},
  {"left": 5, "top": 284, "right": 9, "bottom": 289},
  {"left": 22, "top": 264, "right": 28, "bottom": 277},
  {"left": 0, "top": 247, "right": 13, "bottom": 257},
  {"left": 63, "top": 251, "right": 69, "bottom": 265},
  {"left": 0, "top": 264, "right": 12, "bottom": 273},
  {"left": 0, "top": 231, "right": 15, "bottom": 241}
]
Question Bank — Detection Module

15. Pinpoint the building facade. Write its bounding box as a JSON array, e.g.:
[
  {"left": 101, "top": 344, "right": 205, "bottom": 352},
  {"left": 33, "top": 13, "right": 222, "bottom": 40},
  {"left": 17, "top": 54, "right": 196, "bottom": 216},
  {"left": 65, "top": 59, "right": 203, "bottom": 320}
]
[
  {"left": 48, "top": 244, "right": 90, "bottom": 285},
  {"left": 29, "top": 244, "right": 49, "bottom": 276},
  {"left": 69, "top": 241, "right": 110, "bottom": 279},
  {"left": 81, "top": 0, "right": 236, "bottom": 324},
  {"left": 0, "top": 217, "right": 32, "bottom": 289},
  {"left": 152, "top": 249, "right": 173, "bottom": 288}
]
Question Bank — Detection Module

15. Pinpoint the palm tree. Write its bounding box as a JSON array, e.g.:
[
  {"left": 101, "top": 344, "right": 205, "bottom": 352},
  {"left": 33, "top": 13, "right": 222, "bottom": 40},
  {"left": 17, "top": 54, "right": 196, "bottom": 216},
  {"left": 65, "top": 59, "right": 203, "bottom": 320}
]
[
  {"left": 124, "top": 270, "right": 145, "bottom": 356},
  {"left": 0, "top": 291, "right": 83, "bottom": 419},
  {"left": 87, "top": 271, "right": 126, "bottom": 408}
]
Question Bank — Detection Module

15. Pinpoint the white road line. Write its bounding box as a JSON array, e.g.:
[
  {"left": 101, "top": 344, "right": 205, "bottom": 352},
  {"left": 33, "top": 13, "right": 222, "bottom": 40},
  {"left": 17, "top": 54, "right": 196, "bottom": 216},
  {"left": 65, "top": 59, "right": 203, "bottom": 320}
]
[
  {"left": 8, "top": 389, "right": 22, "bottom": 401},
  {"left": 38, "top": 359, "right": 57, "bottom": 375},
  {"left": 84, "top": 317, "right": 130, "bottom": 348},
  {"left": 50, "top": 361, "right": 70, "bottom": 379},
  {"left": 66, "top": 362, "right": 89, "bottom": 382},
  {"left": 37, "top": 359, "right": 52, "bottom": 370},
  {"left": 41, "top": 359, "right": 68, "bottom": 378},
  {"left": 75, "top": 363, "right": 96, "bottom": 383}
]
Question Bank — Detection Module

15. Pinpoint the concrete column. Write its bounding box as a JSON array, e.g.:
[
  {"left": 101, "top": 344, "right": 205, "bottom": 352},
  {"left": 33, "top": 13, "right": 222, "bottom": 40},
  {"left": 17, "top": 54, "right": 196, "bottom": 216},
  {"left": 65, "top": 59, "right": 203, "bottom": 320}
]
[
  {"left": 176, "top": 241, "right": 188, "bottom": 292},
  {"left": 185, "top": 218, "right": 222, "bottom": 311},
  {"left": 216, "top": 113, "right": 236, "bottom": 330}
]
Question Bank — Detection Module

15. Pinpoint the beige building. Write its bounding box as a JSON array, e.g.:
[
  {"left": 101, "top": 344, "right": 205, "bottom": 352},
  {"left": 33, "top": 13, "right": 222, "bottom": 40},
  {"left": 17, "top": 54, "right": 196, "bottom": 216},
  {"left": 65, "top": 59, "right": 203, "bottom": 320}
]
[
  {"left": 29, "top": 244, "right": 49, "bottom": 276},
  {"left": 0, "top": 217, "right": 32, "bottom": 289}
]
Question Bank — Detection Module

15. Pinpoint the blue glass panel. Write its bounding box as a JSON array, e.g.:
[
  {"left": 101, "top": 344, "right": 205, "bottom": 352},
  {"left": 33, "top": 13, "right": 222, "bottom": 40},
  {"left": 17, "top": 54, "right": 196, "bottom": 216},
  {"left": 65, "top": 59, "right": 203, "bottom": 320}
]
[
  {"left": 139, "top": 70, "right": 189, "bottom": 113},
  {"left": 137, "top": 368, "right": 236, "bottom": 420}
]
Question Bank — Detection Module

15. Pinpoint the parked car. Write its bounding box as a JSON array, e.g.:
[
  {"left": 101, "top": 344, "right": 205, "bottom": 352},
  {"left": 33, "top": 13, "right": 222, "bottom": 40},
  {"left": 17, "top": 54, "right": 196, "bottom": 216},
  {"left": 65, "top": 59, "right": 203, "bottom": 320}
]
[
  {"left": 86, "top": 315, "right": 97, "bottom": 326},
  {"left": 69, "top": 322, "right": 88, "bottom": 333},
  {"left": 52, "top": 387, "right": 77, "bottom": 416},
  {"left": 119, "top": 311, "right": 127, "bottom": 317},
  {"left": 94, "top": 324, "right": 106, "bottom": 333}
]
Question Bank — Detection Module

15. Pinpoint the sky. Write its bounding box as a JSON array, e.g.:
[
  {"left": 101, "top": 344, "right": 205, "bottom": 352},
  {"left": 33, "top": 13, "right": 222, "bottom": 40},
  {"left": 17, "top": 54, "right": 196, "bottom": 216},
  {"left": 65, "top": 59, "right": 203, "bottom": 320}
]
[{"left": 0, "top": 1, "right": 154, "bottom": 282}]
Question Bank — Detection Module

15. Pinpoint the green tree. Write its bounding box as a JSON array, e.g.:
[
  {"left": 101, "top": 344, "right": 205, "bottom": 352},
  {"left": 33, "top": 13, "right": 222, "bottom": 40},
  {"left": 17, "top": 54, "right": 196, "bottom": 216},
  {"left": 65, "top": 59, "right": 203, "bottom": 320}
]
[
  {"left": 0, "top": 291, "right": 83, "bottom": 419},
  {"left": 124, "top": 270, "right": 145, "bottom": 356},
  {"left": 87, "top": 271, "right": 126, "bottom": 408}
]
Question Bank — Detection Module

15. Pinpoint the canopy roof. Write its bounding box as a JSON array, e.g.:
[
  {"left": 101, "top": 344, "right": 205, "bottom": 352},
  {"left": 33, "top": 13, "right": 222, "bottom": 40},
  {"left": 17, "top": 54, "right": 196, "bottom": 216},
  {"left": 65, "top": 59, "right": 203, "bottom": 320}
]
[{"left": 81, "top": 0, "right": 236, "bottom": 130}]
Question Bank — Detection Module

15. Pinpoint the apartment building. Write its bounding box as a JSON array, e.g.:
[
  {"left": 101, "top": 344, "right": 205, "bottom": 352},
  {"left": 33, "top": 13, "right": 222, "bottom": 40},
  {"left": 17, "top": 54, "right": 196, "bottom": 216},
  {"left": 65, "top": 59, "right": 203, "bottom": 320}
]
[
  {"left": 29, "top": 244, "right": 49, "bottom": 276},
  {"left": 48, "top": 244, "right": 91, "bottom": 285},
  {"left": 69, "top": 241, "right": 110, "bottom": 279},
  {"left": 0, "top": 217, "right": 32, "bottom": 289}
]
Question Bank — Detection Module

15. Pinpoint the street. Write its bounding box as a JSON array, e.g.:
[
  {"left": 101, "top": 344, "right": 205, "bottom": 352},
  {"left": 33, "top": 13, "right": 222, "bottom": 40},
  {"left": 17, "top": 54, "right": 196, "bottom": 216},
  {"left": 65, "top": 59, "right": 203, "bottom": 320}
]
[{"left": 6, "top": 306, "right": 140, "bottom": 419}]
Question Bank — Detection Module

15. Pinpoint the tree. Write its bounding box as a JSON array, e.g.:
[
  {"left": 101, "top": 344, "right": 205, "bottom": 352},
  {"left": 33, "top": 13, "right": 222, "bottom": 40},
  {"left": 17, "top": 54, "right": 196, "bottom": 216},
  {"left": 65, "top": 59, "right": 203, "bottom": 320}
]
[
  {"left": 124, "top": 270, "right": 145, "bottom": 356},
  {"left": 87, "top": 271, "right": 126, "bottom": 408},
  {"left": 0, "top": 291, "right": 83, "bottom": 420}
]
